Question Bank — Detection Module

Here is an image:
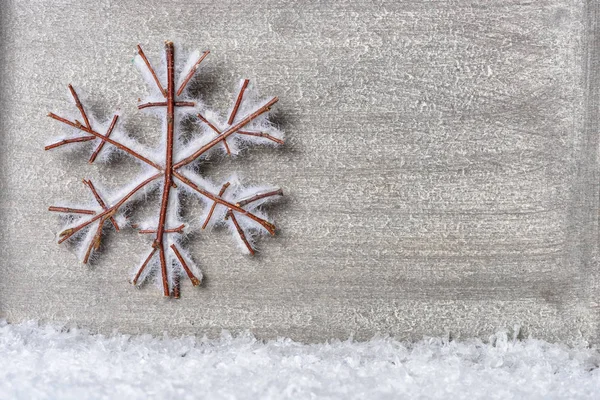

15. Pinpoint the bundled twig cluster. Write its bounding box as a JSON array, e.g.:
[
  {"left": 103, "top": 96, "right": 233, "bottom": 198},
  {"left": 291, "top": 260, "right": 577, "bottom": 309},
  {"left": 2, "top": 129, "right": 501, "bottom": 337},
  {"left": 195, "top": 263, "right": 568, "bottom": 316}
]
[{"left": 46, "top": 41, "right": 284, "bottom": 297}]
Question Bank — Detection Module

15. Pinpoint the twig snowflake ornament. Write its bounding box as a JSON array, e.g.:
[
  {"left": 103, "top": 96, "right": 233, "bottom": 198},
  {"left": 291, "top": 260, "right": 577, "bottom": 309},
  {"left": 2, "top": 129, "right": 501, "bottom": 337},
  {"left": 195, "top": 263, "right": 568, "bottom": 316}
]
[{"left": 46, "top": 41, "right": 284, "bottom": 298}]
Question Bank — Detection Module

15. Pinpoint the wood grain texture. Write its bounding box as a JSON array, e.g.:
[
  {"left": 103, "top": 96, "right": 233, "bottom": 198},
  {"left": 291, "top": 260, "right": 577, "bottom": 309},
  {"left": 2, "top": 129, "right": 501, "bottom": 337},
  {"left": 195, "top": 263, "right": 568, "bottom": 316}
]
[{"left": 0, "top": 0, "right": 597, "bottom": 343}]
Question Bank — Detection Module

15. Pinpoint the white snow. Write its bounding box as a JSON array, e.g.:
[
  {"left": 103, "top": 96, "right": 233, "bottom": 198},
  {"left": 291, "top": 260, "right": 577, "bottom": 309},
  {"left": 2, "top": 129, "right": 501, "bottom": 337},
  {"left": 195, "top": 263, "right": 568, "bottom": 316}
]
[{"left": 0, "top": 320, "right": 598, "bottom": 399}]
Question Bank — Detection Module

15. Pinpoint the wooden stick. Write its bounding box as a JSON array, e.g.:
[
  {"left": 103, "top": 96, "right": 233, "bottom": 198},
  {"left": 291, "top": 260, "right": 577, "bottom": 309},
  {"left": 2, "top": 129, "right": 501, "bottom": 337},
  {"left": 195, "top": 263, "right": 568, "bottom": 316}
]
[
  {"left": 158, "top": 245, "right": 169, "bottom": 296},
  {"left": 138, "top": 224, "right": 185, "bottom": 234},
  {"left": 226, "top": 210, "right": 255, "bottom": 255},
  {"left": 138, "top": 101, "right": 195, "bottom": 109},
  {"left": 48, "top": 206, "right": 96, "bottom": 215},
  {"left": 197, "top": 113, "right": 231, "bottom": 154},
  {"left": 154, "top": 41, "right": 176, "bottom": 297},
  {"left": 82, "top": 179, "right": 120, "bottom": 231},
  {"left": 170, "top": 244, "right": 201, "bottom": 286},
  {"left": 237, "top": 130, "right": 284, "bottom": 145},
  {"left": 132, "top": 247, "right": 157, "bottom": 285},
  {"left": 45, "top": 136, "right": 96, "bottom": 150},
  {"left": 89, "top": 114, "right": 118, "bottom": 163},
  {"left": 83, "top": 217, "right": 105, "bottom": 264},
  {"left": 136, "top": 44, "right": 166, "bottom": 97},
  {"left": 68, "top": 84, "right": 91, "bottom": 129},
  {"left": 228, "top": 79, "right": 249, "bottom": 125},
  {"left": 176, "top": 51, "right": 209, "bottom": 96},
  {"left": 202, "top": 182, "right": 230, "bottom": 229},
  {"left": 236, "top": 189, "right": 283, "bottom": 207}
]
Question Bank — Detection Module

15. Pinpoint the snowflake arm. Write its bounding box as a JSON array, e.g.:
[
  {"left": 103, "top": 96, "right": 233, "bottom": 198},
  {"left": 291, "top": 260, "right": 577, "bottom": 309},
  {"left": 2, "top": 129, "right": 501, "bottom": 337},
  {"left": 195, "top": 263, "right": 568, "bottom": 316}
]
[
  {"left": 173, "top": 96, "right": 279, "bottom": 167},
  {"left": 135, "top": 44, "right": 167, "bottom": 97},
  {"left": 52, "top": 172, "right": 163, "bottom": 244},
  {"left": 173, "top": 171, "right": 277, "bottom": 235},
  {"left": 46, "top": 110, "right": 161, "bottom": 170}
]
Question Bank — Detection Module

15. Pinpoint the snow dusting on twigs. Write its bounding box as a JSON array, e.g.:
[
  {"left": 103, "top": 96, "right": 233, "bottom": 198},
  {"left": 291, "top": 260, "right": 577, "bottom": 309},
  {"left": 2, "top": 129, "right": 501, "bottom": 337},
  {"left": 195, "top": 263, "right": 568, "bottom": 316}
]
[{"left": 46, "top": 41, "right": 284, "bottom": 297}]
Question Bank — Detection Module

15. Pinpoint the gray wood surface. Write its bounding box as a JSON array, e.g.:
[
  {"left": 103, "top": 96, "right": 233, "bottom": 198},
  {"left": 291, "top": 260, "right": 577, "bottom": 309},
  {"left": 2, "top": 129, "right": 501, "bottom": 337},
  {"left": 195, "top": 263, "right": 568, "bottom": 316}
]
[{"left": 0, "top": 0, "right": 598, "bottom": 343}]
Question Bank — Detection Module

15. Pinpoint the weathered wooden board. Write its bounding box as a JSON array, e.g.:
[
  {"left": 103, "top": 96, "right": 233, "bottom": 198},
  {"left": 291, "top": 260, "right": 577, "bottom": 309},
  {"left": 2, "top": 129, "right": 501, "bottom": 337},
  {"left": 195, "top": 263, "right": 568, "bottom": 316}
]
[{"left": 0, "top": 0, "right": 598, "bottom": 343}]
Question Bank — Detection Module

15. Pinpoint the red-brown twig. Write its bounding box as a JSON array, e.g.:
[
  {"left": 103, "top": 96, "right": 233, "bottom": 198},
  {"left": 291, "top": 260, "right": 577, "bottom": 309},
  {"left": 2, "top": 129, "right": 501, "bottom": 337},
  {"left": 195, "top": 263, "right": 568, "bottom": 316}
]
[
  {"left": 154, "top": 41, "right": 176, "bottom": 297},
  {"left": 197, "top": 113, "right": 231, "bottom": 154},
  {"left": 138, "top": 101, "right": 195, "bottom": 110},
  {"left": 58, "top": 173, "right": 162, "bottom": 244},
  {"left": 176, "top": 51, "right": 209, "bottom": 96},
  {"left": 173, "top": 171, "right": 276, "bottom": 235},
  {"left": 47, "top": 112, "right": 161, "bottom": 170},
  {"left": 202, "top": 182, "right": 230, "bottom": 229},
  {"left": 82, "top": 179, "right": 120, "bottom": 231},
  {"left": 157, "top": 245, "right": 169, "bottom": 296},
  {"left": 48, "top": 206, "right": 96, "bottom": 215},
  {"left": 89, "top": 114, "right": 118, "bottom": 163},
  {"left": 138, "top": 224, "right": 185, "bottom": 234},
  {"left": 173, "top": 97, "right": 278, "bottom": 168},
  {"left": 228, "top": 79, "right": 249, "bottom": 125},
  {"left": 83, "top": 216, "right": 105, "bottom": 264},
  {"left": 132, "top": 247, "right": 157, "bottom": 285},
  {"left": 68, "top": 84, "right": 91, "bottom": 129},
  {"left": 225, "top": 209, "right": 255, "bottom": 255},
  {"left": 237, "top": 130, "right": 284, "bottom": 145},
  {"left": 45, "top": 136, "right": 96, "bottom": 150},
  {"left": 137, "top": 44, "right": 166, "bottom": 97},
  {"left": 236, "top": 189, "right": 283, "bottom": 207},
  {"left": 170, "top": 244, "right": 201, "bottom": 286}
]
